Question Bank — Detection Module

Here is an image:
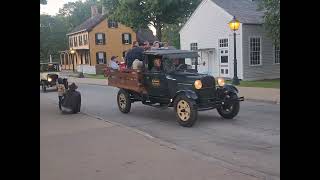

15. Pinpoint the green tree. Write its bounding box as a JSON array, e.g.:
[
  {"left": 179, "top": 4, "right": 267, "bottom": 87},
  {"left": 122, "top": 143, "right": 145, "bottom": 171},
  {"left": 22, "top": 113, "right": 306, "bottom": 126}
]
[
  {"left": 109, "top": 0, "right": 201, "bottom": 41},
  {"left": 40, "top": 15, "right": 68, "bottom": 62},
  {"left": 259, "top": 0, "right": 280, "bottom": 46},
  {"left": 57, "top": 0, "right": 101, "bottom": 31}
]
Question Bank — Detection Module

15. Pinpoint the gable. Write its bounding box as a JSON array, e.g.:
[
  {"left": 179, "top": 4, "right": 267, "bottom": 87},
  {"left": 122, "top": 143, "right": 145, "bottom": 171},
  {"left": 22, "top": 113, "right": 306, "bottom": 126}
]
[{"left": 180, "top": 0, "right": 232, "bottom": 34}]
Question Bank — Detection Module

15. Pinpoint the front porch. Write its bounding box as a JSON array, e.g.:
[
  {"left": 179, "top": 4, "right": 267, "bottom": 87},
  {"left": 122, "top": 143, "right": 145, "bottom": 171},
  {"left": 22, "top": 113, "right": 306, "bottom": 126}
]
[{"left": 59, "top": 49, "right": 96, "bottom": 75}]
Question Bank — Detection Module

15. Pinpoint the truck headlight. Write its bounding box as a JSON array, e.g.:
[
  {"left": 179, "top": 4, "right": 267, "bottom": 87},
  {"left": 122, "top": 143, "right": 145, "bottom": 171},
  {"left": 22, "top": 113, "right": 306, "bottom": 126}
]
[
  {"left": 194, "top": 80, "right": 202, "bottom": 89},
  {"left": 48, "top": 77, "right": 52, "bottom": 82},
  {"left": 217, "top": 77, "right": 225, "bottom": 86}
]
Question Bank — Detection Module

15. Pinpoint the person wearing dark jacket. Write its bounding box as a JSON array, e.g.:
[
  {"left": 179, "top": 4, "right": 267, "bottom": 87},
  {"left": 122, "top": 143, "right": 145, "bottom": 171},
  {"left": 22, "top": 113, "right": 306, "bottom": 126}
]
[
  {"left": 125, "top": 41, "right": 144, "bottom": 68},
  {"left": 61, "top": 83, "right": 81, "bottom": 114}
]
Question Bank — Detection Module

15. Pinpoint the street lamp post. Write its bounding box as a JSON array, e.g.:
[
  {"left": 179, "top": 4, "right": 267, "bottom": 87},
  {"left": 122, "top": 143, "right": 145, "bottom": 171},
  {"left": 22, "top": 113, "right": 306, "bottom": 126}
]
[
  {"left": 228, "top": 16, "right": 240, "bottom": 85},
  {"left": 70, "top": 48, "right": 76, "bottom": 72}
]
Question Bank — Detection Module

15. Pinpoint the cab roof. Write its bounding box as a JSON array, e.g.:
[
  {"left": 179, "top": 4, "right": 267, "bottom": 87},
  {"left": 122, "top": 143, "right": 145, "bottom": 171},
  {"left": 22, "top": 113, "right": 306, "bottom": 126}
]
[{"left": 143, "top": 49, "right": 199, "bottom": 58}]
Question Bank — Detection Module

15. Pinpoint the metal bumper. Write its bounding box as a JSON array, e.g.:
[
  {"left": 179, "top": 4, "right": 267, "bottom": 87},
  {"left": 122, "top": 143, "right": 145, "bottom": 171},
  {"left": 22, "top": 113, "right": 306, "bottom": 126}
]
[{"left": 197, "top": 96, "right": 244, "bottom": 111}]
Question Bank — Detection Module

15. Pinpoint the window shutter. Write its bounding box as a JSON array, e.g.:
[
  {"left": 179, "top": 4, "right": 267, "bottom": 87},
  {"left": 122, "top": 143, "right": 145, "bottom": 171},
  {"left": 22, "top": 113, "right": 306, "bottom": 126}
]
[
  {"left": 128, "top": 34, "right": 132, "bottom": 44},
  {"left": 122, "top": 33, "right": 125, "bottom": 44},
  {"left": 96, "top": 52, "right": 99, "bottom": 64},
  {"left": 95, "top": 34, "right": 98, "bottom": 45},
  {"left": 103, "top": 52, "right": 107, "bottom": 64},
  {"left": 102, "top": 33, "right": 106, "bottom": 45}
]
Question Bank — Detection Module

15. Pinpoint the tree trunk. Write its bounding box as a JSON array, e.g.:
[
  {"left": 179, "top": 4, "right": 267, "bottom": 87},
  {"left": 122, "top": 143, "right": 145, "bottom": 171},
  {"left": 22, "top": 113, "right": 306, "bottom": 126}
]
[{"left": 155, "top": 24, "right": 162, "bottom": 42}]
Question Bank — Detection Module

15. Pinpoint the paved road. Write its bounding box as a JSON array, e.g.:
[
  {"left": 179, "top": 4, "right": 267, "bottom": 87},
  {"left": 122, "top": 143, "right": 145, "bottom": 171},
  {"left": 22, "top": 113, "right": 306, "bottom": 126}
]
[{"left": 41, "top": 84, "right": 280, "bottom": 179}]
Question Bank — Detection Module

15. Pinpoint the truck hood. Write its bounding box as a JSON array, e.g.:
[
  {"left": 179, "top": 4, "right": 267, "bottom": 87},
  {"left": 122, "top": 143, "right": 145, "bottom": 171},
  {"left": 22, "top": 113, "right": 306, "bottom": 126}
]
[{"left": 167, "top": 72, "right": 212, "bottom": 84}]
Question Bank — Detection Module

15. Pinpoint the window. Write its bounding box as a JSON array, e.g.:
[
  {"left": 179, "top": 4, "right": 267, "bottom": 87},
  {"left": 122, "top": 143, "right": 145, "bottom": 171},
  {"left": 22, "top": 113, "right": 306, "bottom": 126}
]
[
  {"left": 274, "top": 45, "right": 280, "bottom": 64},
  {"left": 69, "top": 37, "right": 73, "bottom": 47},
  {"left": 83, "top": 34, "right": 88, "bottom": 45},
  {"left": 191, "top": 58, "right": 198, "bottom": 65},
  {"left": 108, "top": 20, "right": 118, "bottom": 28},
  {"left": 78, "top": 35, "right": 83, "bottom": 46},
  {"left": 96, "top": 52, "right": 106, "bottom": 64},
  {"left": 122, "top": 33, "right": 131, "bottom": 44},
  {"left": 219, "top": 39, "right": 228, "bottom": 47},
  {"left": 249, "top": 37, "right": 261, "bottom": 65},
  {"left": 73, "top": 36, "right": 78, "bottom": 47},
  {"left": 95, "top": 33, "right": 105, "bottom": 45},
  {"left": 190, "top": 43, "right": 198, "bottom": 51}
]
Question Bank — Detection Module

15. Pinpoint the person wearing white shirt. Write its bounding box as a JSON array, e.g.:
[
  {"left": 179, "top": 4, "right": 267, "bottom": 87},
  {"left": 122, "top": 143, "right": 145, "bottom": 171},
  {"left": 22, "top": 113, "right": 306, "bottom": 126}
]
[{"left": 110, "top": 56, "right": 119, "bottom": 70}]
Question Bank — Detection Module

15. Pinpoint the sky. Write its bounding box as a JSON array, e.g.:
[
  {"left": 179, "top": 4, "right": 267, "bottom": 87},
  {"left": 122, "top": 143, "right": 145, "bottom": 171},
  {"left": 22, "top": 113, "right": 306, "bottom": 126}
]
[
  {"left": 40, "top": 0, "right": 156, "bottom": 35},
  {"left": 40, "top": 0, "right": 83, "bottom": 15}
]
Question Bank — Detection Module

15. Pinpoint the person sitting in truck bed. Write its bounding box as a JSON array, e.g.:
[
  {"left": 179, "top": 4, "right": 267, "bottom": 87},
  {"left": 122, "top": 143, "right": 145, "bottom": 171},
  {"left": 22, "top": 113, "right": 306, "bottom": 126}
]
[{"left": 110, "top": 56, "right": 119, "bottom": 70}]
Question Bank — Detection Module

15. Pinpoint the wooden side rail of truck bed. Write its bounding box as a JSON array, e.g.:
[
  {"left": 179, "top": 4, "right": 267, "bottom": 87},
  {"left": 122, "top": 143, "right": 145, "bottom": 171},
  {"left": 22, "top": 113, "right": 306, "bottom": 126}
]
[{"left": 105, "top": 68, "right": 147, "bottom": 94}]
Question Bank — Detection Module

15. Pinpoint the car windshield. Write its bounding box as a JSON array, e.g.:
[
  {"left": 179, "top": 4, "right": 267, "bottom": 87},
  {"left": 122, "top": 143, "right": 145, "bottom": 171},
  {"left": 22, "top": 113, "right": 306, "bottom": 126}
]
[
  {"left": 40, "top": 64, "right": 59, "bottom": 72},
  {"left": 163, "top": 57, "right": 198, "bottom": 73}
]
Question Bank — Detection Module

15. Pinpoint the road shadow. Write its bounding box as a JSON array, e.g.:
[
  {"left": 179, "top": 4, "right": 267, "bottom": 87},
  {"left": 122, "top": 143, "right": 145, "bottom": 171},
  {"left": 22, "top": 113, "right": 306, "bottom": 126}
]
[{"left": 118, "top": 105, "right": 237, "bottom": 128}]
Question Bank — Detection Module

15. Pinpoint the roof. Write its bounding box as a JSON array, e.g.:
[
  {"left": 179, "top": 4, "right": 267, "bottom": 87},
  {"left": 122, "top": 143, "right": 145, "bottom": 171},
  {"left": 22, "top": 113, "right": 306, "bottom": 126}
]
[
  {"left": 136, "top": 29, "right": 159, "bottom": 44},
  {"left": 144, "top": 49, "right": 199, "bottom": 58},
  {"left": 67, "top": 14, "right": 108, "bottom": 35},
  {"left": 211, "top": 0, "right": 264, "bottom": 24}
]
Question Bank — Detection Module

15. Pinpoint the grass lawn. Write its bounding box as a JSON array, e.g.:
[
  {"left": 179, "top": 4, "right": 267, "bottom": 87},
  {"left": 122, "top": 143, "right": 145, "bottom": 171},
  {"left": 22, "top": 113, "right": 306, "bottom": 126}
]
[
  {"left": 226, "top": 79, "right": 280, "bottom": 89},
  {"left": 84, "top": 74, "right": 106, "bottom": 79}
]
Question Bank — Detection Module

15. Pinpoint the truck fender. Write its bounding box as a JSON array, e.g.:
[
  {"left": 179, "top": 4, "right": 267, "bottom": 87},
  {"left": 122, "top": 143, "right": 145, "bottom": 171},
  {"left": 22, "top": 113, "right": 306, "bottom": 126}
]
[
  {"left": 217, "top": 84, "right": 239, "bottom": 96},
  {"left": 172, "top": 90, "right": 198, "bottom": 103}
]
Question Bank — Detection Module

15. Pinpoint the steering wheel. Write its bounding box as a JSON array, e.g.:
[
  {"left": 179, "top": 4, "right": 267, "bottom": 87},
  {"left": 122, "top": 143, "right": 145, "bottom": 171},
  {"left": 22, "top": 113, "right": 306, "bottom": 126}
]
[{"left": 176, "top": 64, "right": 188, "bottom": 71}]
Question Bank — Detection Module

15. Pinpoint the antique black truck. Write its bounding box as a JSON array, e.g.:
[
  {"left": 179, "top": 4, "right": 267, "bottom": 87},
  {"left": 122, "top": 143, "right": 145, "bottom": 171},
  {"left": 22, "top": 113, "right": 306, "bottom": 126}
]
[{"left": 105, "top": 49, "right": 244, "bottom": 127}]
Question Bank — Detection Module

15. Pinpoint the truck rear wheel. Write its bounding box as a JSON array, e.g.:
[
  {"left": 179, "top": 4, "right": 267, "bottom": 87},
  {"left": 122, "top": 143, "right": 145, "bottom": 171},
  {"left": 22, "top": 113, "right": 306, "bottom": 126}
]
[
  {"left": 117, "top": 89, "right": 131, "bottom": 113},
  {"left": 174, "top": 95, "right": 198, "bottom": 127}
]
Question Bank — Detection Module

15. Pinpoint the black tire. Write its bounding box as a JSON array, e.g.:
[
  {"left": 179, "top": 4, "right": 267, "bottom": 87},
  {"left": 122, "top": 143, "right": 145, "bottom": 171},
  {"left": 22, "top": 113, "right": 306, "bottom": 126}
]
[
  {"left": 174, "top": 95, "right": 198, "bottom": 127},
  {"left": 117, "top": 89, "right": 131, "bottom": 113},
  {"left": 217, "top": 93, "right": 240, "bottom": 119},
  {"left": 41, "top": 81, "right": 47, "bottom": 92}
]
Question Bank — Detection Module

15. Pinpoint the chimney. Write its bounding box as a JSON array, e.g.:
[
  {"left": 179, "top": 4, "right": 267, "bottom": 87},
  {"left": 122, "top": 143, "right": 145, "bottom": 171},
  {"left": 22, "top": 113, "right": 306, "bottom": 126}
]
[{"left": 91, "top": 5, "right": 98, "bottom": 17}]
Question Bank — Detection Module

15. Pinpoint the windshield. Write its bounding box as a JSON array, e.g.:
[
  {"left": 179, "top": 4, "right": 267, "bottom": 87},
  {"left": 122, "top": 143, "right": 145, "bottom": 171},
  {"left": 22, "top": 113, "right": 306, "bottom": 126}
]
[
  {"left": 163, "top": 57, "right": 198, "bottom": 73},
  {"left": 40, "top": 64, "right": 60, "bottom": 72}
]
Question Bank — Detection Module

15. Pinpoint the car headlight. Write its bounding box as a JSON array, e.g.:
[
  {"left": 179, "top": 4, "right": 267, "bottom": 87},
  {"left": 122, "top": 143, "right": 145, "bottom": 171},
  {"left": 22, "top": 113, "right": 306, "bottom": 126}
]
[
  {"left": 217, "top": 77, "right": 225, "bottom": 86},
  {"left": 48, "top": 77, "right": 52, "bottom": 82},
  {"left": 194, "top": 80, "right": 202, "bottom": 89}
]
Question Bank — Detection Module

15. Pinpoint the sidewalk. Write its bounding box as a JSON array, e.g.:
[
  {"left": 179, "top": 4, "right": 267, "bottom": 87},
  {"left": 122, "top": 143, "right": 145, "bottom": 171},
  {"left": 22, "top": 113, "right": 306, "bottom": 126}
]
[
  {"left": 40, "top": 96, "right": 262, "bottom": 180},
  {"left": 66, "top": 77, "right": 280, "bottom": 104}
]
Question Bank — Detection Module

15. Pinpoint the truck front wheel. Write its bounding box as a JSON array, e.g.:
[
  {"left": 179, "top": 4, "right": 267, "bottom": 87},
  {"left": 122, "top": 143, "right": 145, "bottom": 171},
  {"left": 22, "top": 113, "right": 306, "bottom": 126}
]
[
  {"left": 174, "top": 95, "right": 198, "bottom": 127},
  {"left": 217, "top": 93, "right": 240, "bottom": 119},
  {"left": 117, "top": 89, "right": 131, "bottom": 113}
]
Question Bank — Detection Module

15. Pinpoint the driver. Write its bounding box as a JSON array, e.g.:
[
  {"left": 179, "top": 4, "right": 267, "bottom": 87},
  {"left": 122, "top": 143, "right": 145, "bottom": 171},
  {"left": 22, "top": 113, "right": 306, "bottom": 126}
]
[{"left": 151, "top": 57, "right": 161, "bottom": 72}]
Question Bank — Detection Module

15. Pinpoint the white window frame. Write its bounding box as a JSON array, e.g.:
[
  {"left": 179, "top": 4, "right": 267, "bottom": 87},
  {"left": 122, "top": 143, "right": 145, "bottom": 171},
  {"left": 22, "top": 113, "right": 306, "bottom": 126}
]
[
  {"left": 249, "top": 36, "right": 262, "bottom": 66},
  {"left": 97, "top": 52, "right": 105, "bottom": 64},
  {"left": 218, "top": 38, "right": 229, "bottom": 48},
  {"left": 274, "top": 45, "right": 280, "bottom": 64},
  {"left": 96, "top": 33, "right": 105, "bottom": 45},
  {"left": 123, "top": 33, "right": 130, "bottom": 44},
  {"left": 190, "top": 42, "right": 198, "bottom": 51},
  {"left": 109, "top": 20, "right": 117, "bottom": 28}
]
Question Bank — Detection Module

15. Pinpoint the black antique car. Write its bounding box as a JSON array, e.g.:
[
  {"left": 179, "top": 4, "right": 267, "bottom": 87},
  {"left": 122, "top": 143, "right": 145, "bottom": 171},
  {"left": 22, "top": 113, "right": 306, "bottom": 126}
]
[
  {"left": 108, "top": 49, "right": 244, "bottom": 127},
  {"left": 40, "top": 62, "right": 68, "bottom": 92}
]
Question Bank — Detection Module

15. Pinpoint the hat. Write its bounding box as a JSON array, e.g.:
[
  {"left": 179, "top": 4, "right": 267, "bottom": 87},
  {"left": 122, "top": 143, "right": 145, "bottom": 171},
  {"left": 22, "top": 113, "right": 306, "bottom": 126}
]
[
  {"left": 111, "top": 56, "right": 118, "bottom": 60},
  {"left": 69, "top": 83, "right": 78, "bottom": 90}
]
